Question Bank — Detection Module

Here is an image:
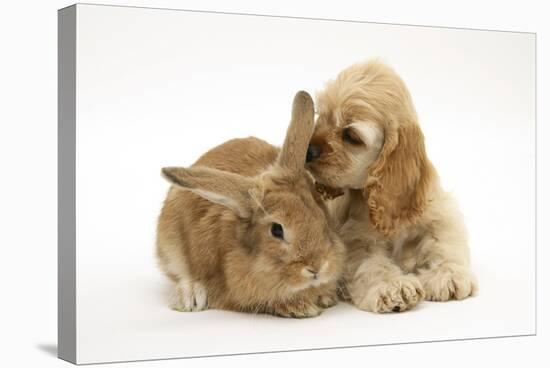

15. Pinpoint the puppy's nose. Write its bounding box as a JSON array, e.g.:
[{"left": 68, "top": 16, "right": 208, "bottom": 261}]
[{"left": 306, "top": 144, "right": 322, "bottom": 163}]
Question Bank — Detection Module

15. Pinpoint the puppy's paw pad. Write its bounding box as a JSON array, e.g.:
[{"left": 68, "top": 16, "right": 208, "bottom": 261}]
[
  {"left": 354, "top": 274, "right": 424, "bottom": 313},
  {"left": 169, "top": 281, "right": 208, "bottom": 312},
  {"left": 420, "top": 268, "right": 477, "bottom": 301}
]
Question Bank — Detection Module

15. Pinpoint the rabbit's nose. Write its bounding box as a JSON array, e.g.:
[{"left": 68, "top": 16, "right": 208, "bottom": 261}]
[
  {"left": 304, "top": 267, "right": 319, "bottom": 280},
  {"left": 306, "top": 144, "right": 322, "bottom": 163}
]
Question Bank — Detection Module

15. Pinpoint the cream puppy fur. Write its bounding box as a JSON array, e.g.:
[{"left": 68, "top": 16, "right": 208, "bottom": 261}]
[{"left": 307, "top": 60, "right": 477, "bottom": 313}]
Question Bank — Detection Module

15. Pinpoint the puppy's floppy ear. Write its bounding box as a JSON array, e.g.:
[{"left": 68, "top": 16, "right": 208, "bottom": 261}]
[
  {"left": 162, "top": 166, "right": 258, "bottom": 218},
  {"left": 363, "top": 120, "right": 434, "bottom": 236}
]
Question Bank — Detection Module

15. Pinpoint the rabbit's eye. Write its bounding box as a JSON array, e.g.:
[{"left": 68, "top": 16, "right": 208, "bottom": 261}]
[{"left": 270, "top": 223, "right": 284, "bottom": 239}]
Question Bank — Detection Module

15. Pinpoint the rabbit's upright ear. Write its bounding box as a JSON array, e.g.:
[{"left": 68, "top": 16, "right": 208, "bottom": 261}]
[
  {"left": 277, "top": 91, "right": 315, "bottom": 174},
  {"left": 162, "top": 166, "right": 257, "bottom": 218}
]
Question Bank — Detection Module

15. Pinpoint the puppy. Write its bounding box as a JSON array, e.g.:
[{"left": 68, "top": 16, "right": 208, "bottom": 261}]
[{"left": 306, "top": 59, "right": 477, "bottom": 313}]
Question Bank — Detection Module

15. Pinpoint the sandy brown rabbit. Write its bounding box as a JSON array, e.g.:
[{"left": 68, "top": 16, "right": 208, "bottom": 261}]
[{"left": 156, "top": 91, "right": 346, "bottom": 318}]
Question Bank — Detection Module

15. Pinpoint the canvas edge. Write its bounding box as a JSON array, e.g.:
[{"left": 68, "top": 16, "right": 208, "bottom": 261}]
[{"left": 58, "top": 4, "right": 77, "bottom": 365}]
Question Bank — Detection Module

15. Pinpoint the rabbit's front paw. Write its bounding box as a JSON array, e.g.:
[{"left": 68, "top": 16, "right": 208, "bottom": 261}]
[
  {"left": 272, "top": 299, "right": 322, "bottom": 318},
  {"left": 352, "top": 274, "right": 424, "bottom": 313},
  {"left": 169, "top": 281, "right": 208, "bottom": 312},
  {"left": 317, "top": 293, "right": 337, "bottom": 308},
  {"left": 312, "top": 281, "right": 340, "bottom": 308}
]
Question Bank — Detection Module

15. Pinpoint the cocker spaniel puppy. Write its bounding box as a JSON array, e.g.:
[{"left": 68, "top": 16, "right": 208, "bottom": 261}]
[{"left": 306, "top": 59, "right": 477, "bottom": 313}]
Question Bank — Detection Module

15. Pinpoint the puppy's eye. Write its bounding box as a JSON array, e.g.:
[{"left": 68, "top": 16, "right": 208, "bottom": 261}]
[
  {"left": 342, "top": 128, "right": 363, "bottom": 145},
  {"left": 270, "top": 223, "right": 284, "bottom": 239}
]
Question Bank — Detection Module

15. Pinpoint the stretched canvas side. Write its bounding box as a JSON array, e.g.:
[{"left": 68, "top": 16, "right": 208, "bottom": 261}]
[{"left": 58, "top": 4, "right": 77, "bottom": 364}]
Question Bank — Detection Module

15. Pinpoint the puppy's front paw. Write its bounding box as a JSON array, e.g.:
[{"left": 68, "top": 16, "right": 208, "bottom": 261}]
[
  {"left": 352, "top": 274, "right": 425, "bottom": 313},
  {"left": 418, "top": 266, "right": 477, "bottom": 301},
  {"left": 169, "top": 281, "right": 208, "bottom": 312},
  {"left": 272, "top": 299, "right": 322, "bottom": 318}
]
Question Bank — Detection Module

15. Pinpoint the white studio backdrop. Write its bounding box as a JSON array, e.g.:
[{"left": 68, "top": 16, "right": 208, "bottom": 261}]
[{"left": 68, "top": 3, "right": 536, "bottom": 364}]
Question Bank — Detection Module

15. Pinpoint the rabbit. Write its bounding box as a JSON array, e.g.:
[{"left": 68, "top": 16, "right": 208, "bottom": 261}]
[{"left": 156, "top": 91, "right": 346, "bottom": 318}]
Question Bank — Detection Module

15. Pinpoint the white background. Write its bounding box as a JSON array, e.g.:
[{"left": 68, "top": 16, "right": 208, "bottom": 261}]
[
  {"left": 72, "top": 3, "right": 536, "bottom": 364},
  {"left": 0, "top": 0, "right": 547, "bottom": 367}
]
